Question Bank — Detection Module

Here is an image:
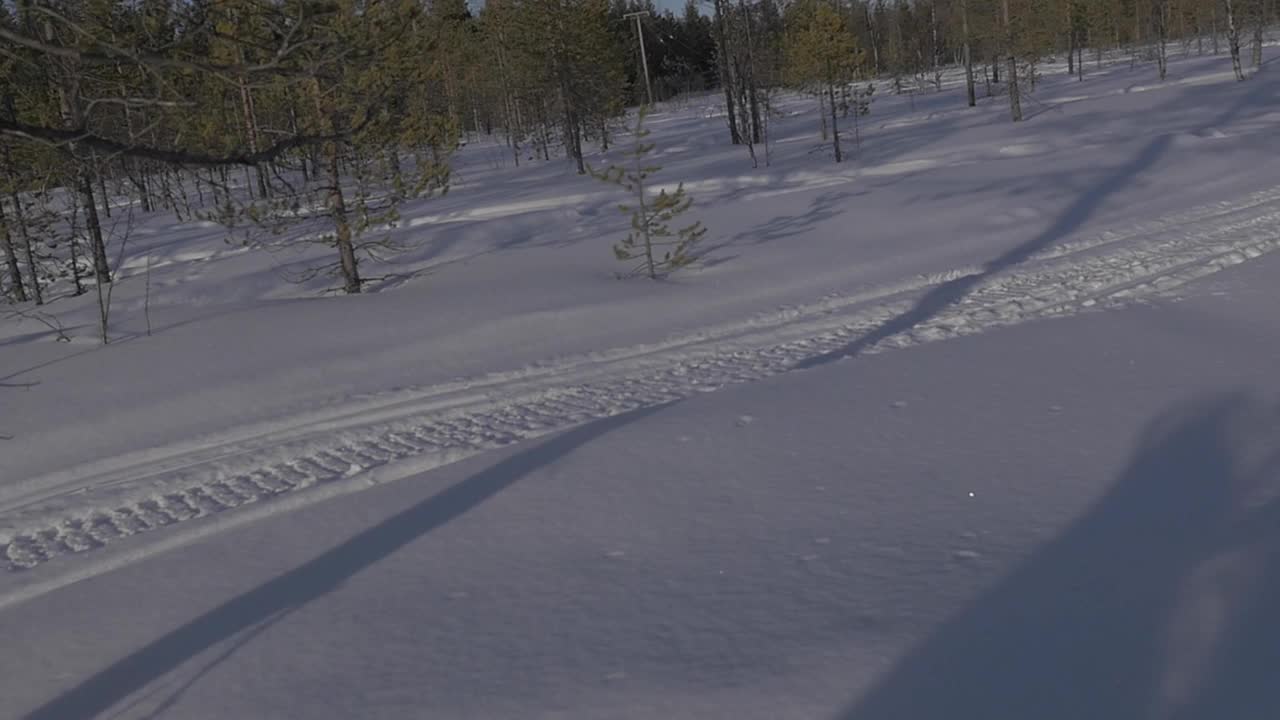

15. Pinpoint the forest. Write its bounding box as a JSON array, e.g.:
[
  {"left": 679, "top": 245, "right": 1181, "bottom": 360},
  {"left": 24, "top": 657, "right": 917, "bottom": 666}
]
[{"left": 0, "top": 0, "right": 1273, "bottom": 322}]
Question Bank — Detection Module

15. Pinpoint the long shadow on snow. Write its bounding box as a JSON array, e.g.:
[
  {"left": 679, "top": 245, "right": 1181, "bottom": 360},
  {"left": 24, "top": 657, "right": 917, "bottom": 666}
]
[
  {"left": 23, "top": 403, "right": 670, "bottom": 720},
  {"left": 794, "top": 131, "right": 1172, "bottom": 369},
  {"left": 837, "top": 391, "right": 1280, "bottom": 720},
  {"left": 796, "top": 70, "right": 1273, "bottom": 371}
]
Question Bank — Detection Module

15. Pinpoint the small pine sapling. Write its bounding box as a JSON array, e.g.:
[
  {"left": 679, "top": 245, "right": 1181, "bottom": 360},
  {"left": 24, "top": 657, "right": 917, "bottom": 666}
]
[{"left": 590, "top": 107, "right": 707, "bottom": 279}]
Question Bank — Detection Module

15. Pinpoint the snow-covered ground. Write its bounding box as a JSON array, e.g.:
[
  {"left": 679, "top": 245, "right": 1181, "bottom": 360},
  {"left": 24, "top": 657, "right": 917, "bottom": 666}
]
[
  {"left": 4, "top": 237, "right": 1279, "bottom": 720},
  {"left": 2, "top": 48, "right": 1280, "bottom": 719}
]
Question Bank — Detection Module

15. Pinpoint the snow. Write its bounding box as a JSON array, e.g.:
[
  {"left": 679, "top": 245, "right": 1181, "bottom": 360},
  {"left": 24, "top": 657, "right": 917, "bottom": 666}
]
[
  {"left": 2, "top": 49, "right": 1280, "bottom": 718},
  {"left": 3, "top": 253, "right": 1280, "bottom": 719}
]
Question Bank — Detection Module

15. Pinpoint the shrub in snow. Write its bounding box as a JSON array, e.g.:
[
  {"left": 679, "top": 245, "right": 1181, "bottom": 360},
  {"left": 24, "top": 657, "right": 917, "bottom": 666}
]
[{"left": 589, "top": 106, "right": 706, "bottom": 280}]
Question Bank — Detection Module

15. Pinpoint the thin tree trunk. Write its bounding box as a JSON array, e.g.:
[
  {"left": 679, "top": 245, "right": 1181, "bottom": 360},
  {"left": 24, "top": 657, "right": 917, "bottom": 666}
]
[
  {"left": 551, "top": 8, "right": 586, "bottom": 177},
  {"left": 818, "top": 91, "right": 828, "bottom": 140},
  {"left": 194, "top": 170, "right": 206, "bottom": 207},
  {"left": 97, "top": 164, "right": 111, "bottom": 219},
  {"left": 866, "top": 4, "right": 882, "bottom": 75},
  {"left": 631, "top": 151, "right": 656, "bottom": 280},
  {"left": 495, "top": 31, "right": 521, "bottom": 167},
  {"left": 159, "top": 167, "right": 177, "bottom": 212},
  {"left": 1213, "top": 2, "right": 1221, "bottom": 54},
  {"left": 713, "top": 0, "right": 742, "bottom": 144},
  {"left": 743, "top": 14, "right": 763, "bottom": 144},
  {"left": 962, "top": 0, "right": 977, "bottom": 106},
  {"left": 130, "top": 160, "right": 154, "bottom": 213},
  {"left": 1226, "top": 0, "right": 1246, "bottom": 79},
  {"left": 287, "top": 104, "right": 310, "bottom": 182},
  {"left": 0, "top": 200, "right": 27, "bottom": 302},
  {"left": 827, "top": 78, "right": 843, "bottom": 163},
  {"left": 1069, "top": 29, "right": 1076, "bottom": 75},
  {"left": 931, "top": 3, "right": 943, "bottom": 90},
  {"left": 1156, "top": 0, "right": 1169, "bottom": 80},
  {"left": 1003, "top": 0, "right": 1023, "bottom": 121},
  {"left": 7, "top": 191, "right": 42, "bottom": 305},
  {"left": 1198, "top": 9, "right": 1205, "bottom": 55},
  {"left": 68, "top": 204, "right": 84, "bottom": 296},
  {"left": 326, "top": 141, "right": 360, "bottom": 294},
  {"left": 1252, "top": 5, "right": 1265, "bottom": 67},
  {"left": 311, "top": 81, "right": 361, "bottom": 294},
  {"left": 538, "top": 98, "right": 552, "bottom": 161},
  {"left": 79, "top": 172, "right": 110, "bottom": 286},
  {"left": 44, "top": 15, "right": 110, "bottom": 287}
]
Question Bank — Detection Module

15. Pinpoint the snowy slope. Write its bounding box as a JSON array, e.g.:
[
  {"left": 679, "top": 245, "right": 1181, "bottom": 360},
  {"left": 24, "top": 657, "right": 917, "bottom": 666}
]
[
  {"left": 3, "top": 51, "right": 1278, "bottom": 486},
  {"left": 3, "top": 49, "right": 1280, "bottom": 579},
  {"left": 2, "top": 250, "right": 1278, "bottom": 719}
]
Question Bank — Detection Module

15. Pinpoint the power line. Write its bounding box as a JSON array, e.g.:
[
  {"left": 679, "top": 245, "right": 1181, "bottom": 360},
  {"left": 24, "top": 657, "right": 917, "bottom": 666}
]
[{"left": 624, "top": 10, "right": 655, "bottom": 106}]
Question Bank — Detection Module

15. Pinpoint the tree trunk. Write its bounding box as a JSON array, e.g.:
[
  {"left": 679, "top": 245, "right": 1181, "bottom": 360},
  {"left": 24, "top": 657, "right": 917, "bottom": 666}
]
[
  {"left": 1252, "top": 7, "right": 1265, "bottom": 67},
  {"left": 866, "top": 4, "right": 882, "bottom": 75},
  {"left": 43, "top": 15, "right": 110, "bottom": 287},
  {"left": 1226, "top": 0, "right": 1246, "bottom": 80},
  {"left": 129, "top": 160, "right": 154, "bottom": 213},
  {"left": 98, "top": 165, "right": 111, "bottom": 219},
  {"left": 818, "top": 91, "right": 828, "bottom": 140},
  {"left": 713, "top": 0, "right": 742, "bottom": 145},
  {"left": 537, "top": 98, "right": 552, "bottom": 161},
  {"left": 311, "top": 80, "right": 361, "bottom": 295},
  {"left": 325, "top": 141, "right": 361, "bottom": 295},
  {"left": 7, "top": 191, "right": 42, "bottom": 305},
  {"left": 931, "top": 3, "right": 943, "bottom": 90},
  {"left": 631, "top": 153, "right": 656, "bottom": 280},
  {"left": 68, "top": 207, "right": 84, "bottom": 296},
  {"left": 0, "top": 199, "right": 27, "bottom": 302},
  {"left": 1156, "top": 0, "right": 1169, "bottom": 80},
  {"left": 739, "top": 0, "right": 763, "bottom": 144},
  {"left": 1212, "top": 2, "right": 1220, "bottom": 54},
  {"left": 827, "top": 79, "right": 843, "bottom": 164},
  {"left": 1003, "top": 0, "right": 1023, "bottom": 121},
  {"left": 79, "top": 172, "right": 110, "bottom": 286},
  {"left": 962, "top": 0, "right": 977, "bottom": 106},
  {"left": 495, "top": 31, "right": 521, "bottom": 167}
]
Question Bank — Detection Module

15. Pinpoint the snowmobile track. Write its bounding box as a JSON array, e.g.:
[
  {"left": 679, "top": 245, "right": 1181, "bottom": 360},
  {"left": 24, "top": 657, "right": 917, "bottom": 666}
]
[{"left": 4, "top": 186, "right": 1280, "bottom": 572}]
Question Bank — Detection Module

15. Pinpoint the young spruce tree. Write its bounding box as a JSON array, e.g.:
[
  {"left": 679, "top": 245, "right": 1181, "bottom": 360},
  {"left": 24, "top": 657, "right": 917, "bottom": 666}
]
[{"left": 590, "top": 107, "right": 706, "bottom": 280}]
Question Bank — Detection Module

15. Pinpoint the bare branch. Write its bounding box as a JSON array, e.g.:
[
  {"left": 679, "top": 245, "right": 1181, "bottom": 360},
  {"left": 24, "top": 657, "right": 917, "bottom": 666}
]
[{"left": 0, "top": 117, "right": 362, "bottom": 167}]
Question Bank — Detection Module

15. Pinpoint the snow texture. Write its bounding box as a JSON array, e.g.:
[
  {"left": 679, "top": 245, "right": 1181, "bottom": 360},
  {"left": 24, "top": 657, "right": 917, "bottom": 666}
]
[{"left": 1, "top": 47, "right": 1279, "bottom": 720}]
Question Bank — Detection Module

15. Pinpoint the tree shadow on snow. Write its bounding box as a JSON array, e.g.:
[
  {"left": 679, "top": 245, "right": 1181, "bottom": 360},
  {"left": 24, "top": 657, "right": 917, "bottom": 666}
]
[
  {"left": 794, "top": 130, "right": 1173, "bottom": 369},
  {"left": 697, "top": 189, "right": 871, "bottom": 268},
  {"left": 23, "top": 403, "right": 670, "bottom": 720},
  {"left": 837, "top": 390, "right": 1280, "bottom": 720},
  {"left": 796, "top": 62, "right": 1278, "bottom": 371}
]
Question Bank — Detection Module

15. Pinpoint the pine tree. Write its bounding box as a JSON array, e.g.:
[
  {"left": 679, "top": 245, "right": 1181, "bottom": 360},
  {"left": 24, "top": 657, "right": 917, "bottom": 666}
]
[
  {"left": 785, "top": 0, "right": 862, "bottom": 163},
  {"left": 590, "top": 107, "right": 706, "bottom": 279}
]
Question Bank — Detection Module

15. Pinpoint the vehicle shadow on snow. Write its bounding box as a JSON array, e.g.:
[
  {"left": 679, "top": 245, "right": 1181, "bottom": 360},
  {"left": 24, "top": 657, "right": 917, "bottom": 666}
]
[
  {"left": 21, "top": 403, "right": 671, "bottom": 720},
  {"left": 837, "top": 390, "right": 1280, "bottom": 720}
]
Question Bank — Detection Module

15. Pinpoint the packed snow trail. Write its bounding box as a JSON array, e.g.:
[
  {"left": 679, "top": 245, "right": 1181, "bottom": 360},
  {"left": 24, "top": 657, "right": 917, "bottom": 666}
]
[{"left": 4, "top": 185, "right": 1280, "bottom": 573}]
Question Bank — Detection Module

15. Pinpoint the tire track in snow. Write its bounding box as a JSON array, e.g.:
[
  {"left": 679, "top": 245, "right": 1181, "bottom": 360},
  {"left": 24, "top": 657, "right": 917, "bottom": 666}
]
[{"left": 5, "top": 187, "right": 1280, "bottom": 573}]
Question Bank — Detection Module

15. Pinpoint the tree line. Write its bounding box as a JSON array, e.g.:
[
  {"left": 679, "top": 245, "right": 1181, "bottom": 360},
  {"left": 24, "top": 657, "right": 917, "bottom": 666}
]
[{"left": 1, "top": 0, "right": 1273, "bottom": 327}]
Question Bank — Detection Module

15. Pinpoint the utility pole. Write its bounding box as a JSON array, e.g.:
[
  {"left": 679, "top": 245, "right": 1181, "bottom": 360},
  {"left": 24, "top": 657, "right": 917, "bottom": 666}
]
[{"left": 624, "top": 10, "right": 654, "bottom": 106}]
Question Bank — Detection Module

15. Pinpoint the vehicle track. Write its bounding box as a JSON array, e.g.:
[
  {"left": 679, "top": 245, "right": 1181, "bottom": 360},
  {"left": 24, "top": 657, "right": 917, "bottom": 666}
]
[{"left": 5, "top": 186, "right": 1280, "bottom": 572}]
